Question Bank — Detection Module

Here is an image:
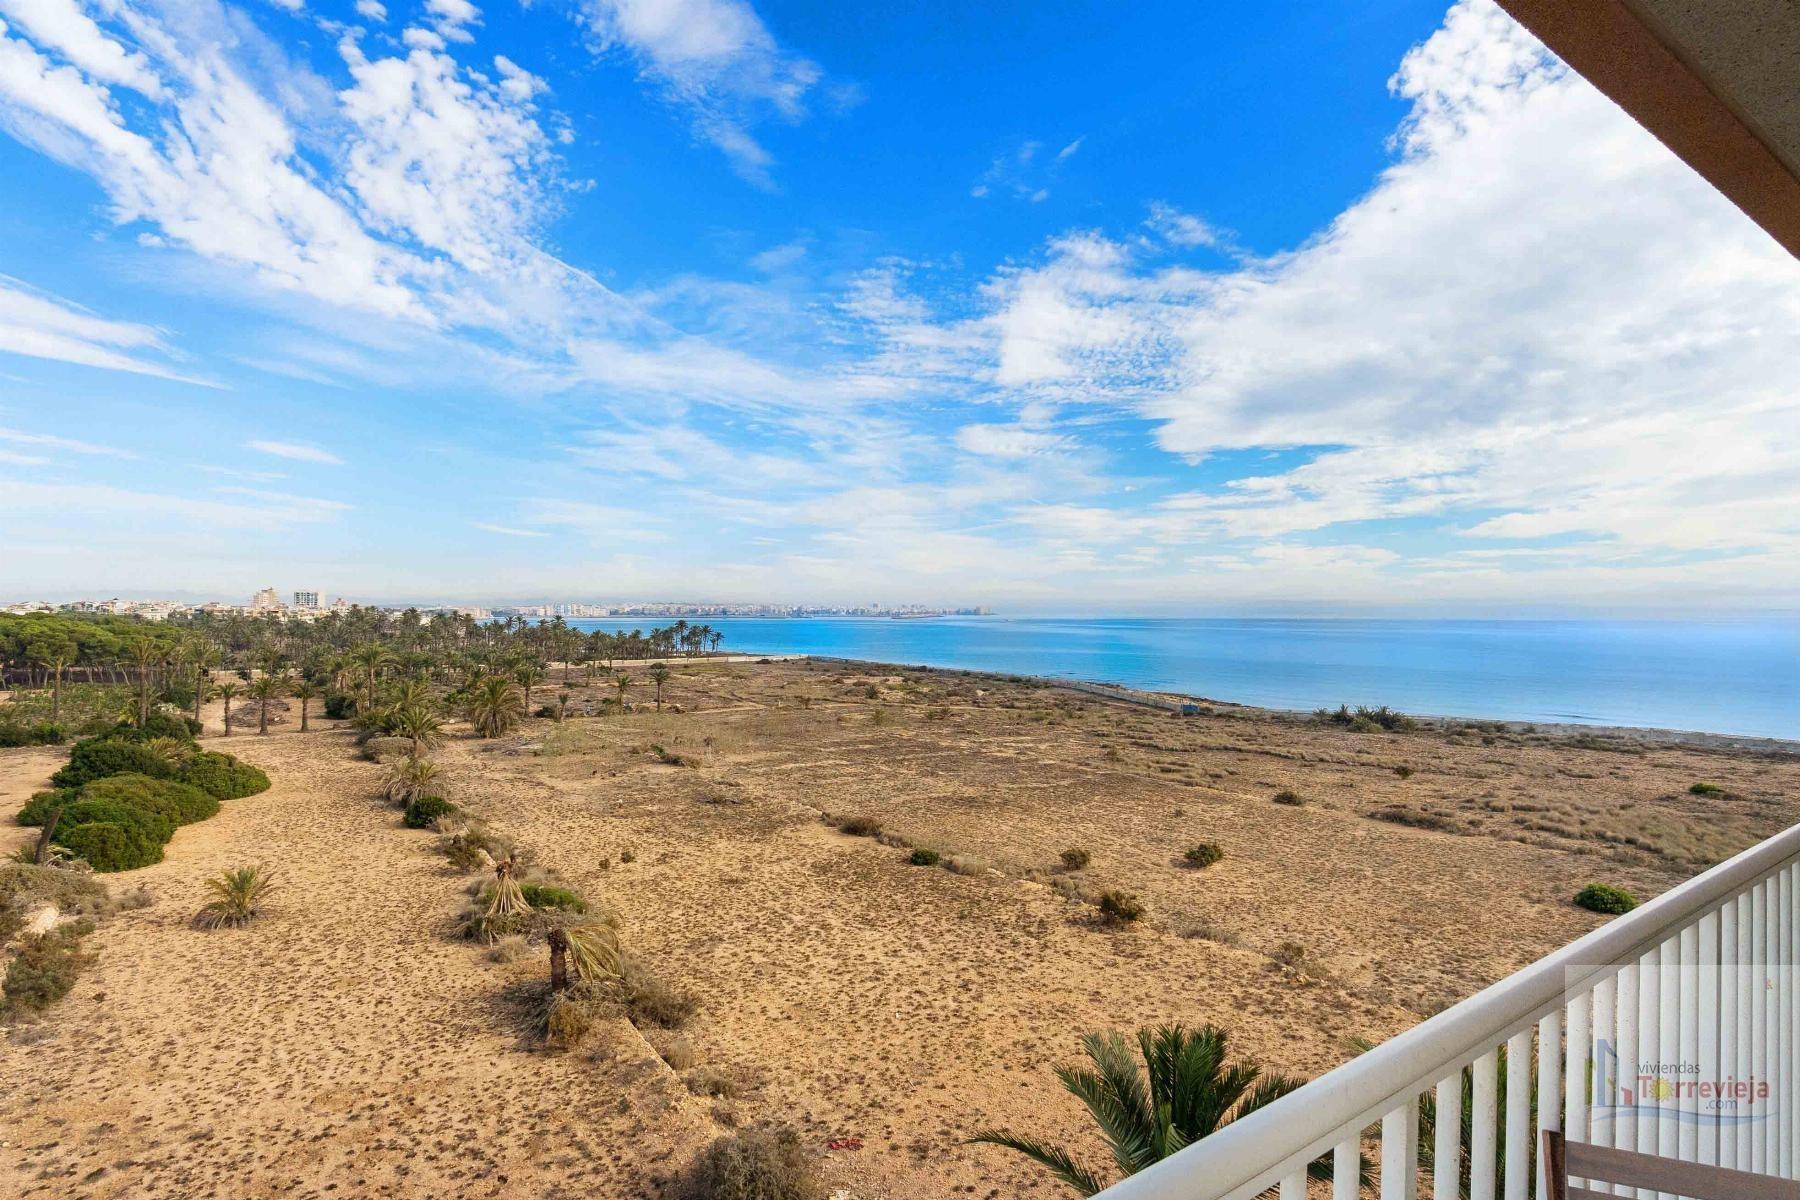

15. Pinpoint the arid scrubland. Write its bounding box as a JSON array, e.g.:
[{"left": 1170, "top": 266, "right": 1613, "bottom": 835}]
[{"left": 3, "top": 657, "right": 1797, "bottom": 1199}]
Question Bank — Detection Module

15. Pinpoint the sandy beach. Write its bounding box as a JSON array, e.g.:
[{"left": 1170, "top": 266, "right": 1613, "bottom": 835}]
[{"left": 4, "top": 656, "right": 1798, "bottom": 1198}]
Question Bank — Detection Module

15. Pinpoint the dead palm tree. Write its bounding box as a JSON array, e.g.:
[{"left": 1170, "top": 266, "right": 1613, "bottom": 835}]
[{"left": 969, "top": 1024, "right": 1345, "bottom": 1196}]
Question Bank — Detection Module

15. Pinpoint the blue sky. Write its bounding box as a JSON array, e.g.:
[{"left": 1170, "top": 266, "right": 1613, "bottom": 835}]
[{"left": 0, "top": 0, "right": 1795, "bottom": 613}]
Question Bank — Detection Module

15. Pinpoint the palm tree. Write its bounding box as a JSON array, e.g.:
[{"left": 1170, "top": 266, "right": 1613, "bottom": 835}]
[
  {"left": 347, "top": 643, "right": 393, "bottom": 712},
  {"left": 292, "top": 679, "right": 319, "bottom": 732},
  {"left": 190, "top": 639, "right": 221, "bottom": 725},
  {"left": 514, "top": 662, "right": 543, "bottom": 713},
  {"left": 193, "top": 865, "right": 276, "bottom": 929},
  {"left": 969, "top": 1024, "right": 1338, "bottom": 1197},
  {"left": 613, "top": 672, "right": 632, "bottom": 715},
  {"left": 464, "top": 674, "right": 525, "bottom": 738},
  {"left": 125, "top": 635, "right": 165, "bottom": 727},
  {"left": 248, "top": 673, "right": 287, "bottom": 735},
  {"left": 392, "top": 701, "right": 443, "bottom": 755},
  {"left": 25, "top": 630, "right": 76, "bottom": 725},
  {"left": 216, "top": 681, "right": 239, "bottom": 737},
  {"left": 383, "top": 754, "right": 439, "bottom": 805},
  {"left": 648, "top": 662, "right": 670, "bottom": 712}
]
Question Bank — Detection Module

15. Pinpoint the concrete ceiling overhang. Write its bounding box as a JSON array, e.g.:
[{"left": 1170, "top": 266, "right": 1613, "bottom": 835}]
[{"left": 1497, "top": 0, "right": 1800, "bottom": 258}]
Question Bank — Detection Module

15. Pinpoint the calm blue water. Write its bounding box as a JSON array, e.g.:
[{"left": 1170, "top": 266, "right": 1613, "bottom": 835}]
[{"left": 567, "top": 617, "right": 1799, "bottom": 740}]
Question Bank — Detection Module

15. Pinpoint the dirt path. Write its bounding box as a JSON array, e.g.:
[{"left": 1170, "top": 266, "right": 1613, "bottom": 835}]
[{"left": 0, "top": 729, "right": 714, "bottom": 1200}]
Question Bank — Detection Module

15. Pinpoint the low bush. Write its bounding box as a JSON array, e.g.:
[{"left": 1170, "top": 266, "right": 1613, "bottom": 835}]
[
  {"left": 1097, "top": 890, "right": 1144, "bottom": 924},
  {"left": 26, "top": 795, "right": 175, "bottom": 872},
  {"left": 1575, "top": 883, "right": 1638, "bottom": 915},
  {"left": 58, "top": 820, "right": 160, "bottom": 873},
  {"left": 833, "top": 814, "right": 883, "bottom": 838},
  {"left": 403, "top": 795, "right": 458, "bottom": 829},
  {"left": 679, "top": 1125, "right": 821, "bottom": 1200},
  {"left": 80, "top": 774, "right": 218, "bottom": 826},
  {"left": 521, "top": 882, "right": 587, "bottom": 912},
  {"left": 1370, "top": 805, "right": 1457, "bottom": 832},
  {"left": 2, "top": 920, "right": 96, "bottom": 1014},
  {"left": 323, "top": 692, "right": 357, "bottom": 720},
  {"left": 0, "top": 721, "right": 66, "bottom": 747},
  {"left": 1271, "top": 790, "right": 1304, "bottom": 806},
  {"left": 1060, "top": 847, "right": 1092, "bottom": 871},
  {"left": 908, "top": 847, "right": 940, "bottom": 867},
  {"left": 618, "top": 957, "right": 699, "bottom": 1029},
  {"left": 51, "top": 736, "right": 176, "bottom": 789},
  {"left": 1315, "top": 704, "right": 1416, "bottom": 733},
  {"left": 0, "top": 863, "right": 110, "bottom": 920},
  {"left": 179, "top": 752, "right": 270, "bottom": 800},
  {"left": 1393, "top": 765, "right": 1415, "bottom": 779},
  {"left": 1182, "top": 843, "right": 1224, "bottom": 869},
  {"left": 361, "top": 736, "right": 415, "bottom": 763},
  {"left": 1689, "top": 782, "right": 1727, "bottom": 796}
]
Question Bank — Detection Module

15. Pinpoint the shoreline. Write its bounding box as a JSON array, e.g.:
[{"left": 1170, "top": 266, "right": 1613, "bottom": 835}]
[{"left": 795, "top": 654, "right": 1800, "bottom": 756}]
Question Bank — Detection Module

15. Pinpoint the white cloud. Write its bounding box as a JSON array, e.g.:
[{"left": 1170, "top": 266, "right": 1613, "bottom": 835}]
[
  {"left": 954, "top": 423, "right": 1072, "bottom": 460},
  {"left": 355, "top": 0, "right": 386, "bottom": 19},
  {"left": 0, "top": 423, "right": 135, "bottom": 458},
  {"left": 0, "top": 275, "right": 200, "bottom": 382},
  {"left": 579, "top": 0, "right": 820, "bottom": 186},
  {"left": 0, "top": 0, "right": 162, "bottom": 95},
  {"left": 1145, "top": 201, "right": 1226, "bottom": 249},
  {"left": 247, "top": 439, "right": 343, "bottom": 464},
  {"left": 475, "top": 521, "right": 547, "bottom": 537}
]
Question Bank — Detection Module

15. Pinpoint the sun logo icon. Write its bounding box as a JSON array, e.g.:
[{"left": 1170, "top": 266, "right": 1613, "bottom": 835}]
[{"left": 1651, "top": 1078, "right": 1677, "bottom": 1101}]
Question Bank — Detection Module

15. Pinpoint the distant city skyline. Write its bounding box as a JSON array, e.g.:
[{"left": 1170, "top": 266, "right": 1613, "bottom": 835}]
[{"left": 0, "top": 2, "right": 1795, "bottom": 612}]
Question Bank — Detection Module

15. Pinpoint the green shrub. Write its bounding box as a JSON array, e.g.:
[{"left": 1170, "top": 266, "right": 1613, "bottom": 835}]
[
  {"left": 132, "top": 711, "right": 200, "bottom": 741},
  {"left": 1315, "top": 704, "right": 1416, "bottom": 732},
  {"left": 2, "top": 921, "right": 96, "bottom": 1014},
  {"left": 1575, "top": 883, "right": 1638, "bottom": 915},
  {"left": 81, "top": 774, "right": 218, "bottom": 825},
  {"left": 679, "top": 1125, "right": 821, "bottom": 1200},
  {"left": 0, "top": 720, "right": 66, "bottom": 747},
  {"left": 180, "top": 752, "right": 270, "bottom": 800},
  {"left": 520, "top": 882, "right": 587, "bottom": 912},
  {"left": 1689, "top": 782, "right": 1726, "bottom": 796},
  {"left": 1060, "top": 847, "right": 1091, "bottom": 870},
  {"left": 323, "top": 692, "right": 356, "bottom": 719},
  {"left": 1393, "top": 765, "right": 1415, "bottom": 779},
  {"left": 908, "top": 847, "right": 940, "bottom": 867},
  {"left": 403, "top": 795, "right": 457, "bottom": 829},
  {"left": 1097, "top": 890, "right": 1144, "bottom": 923},
  {"left": 59, "top": 821, "right": 164, "bottom": 872},
  {"left": 1272, "top": 790, "right": 1304, "bottom": 806},
  {"left": 14, "top": 788, "right": 80, "bottom": 827},
  {"left": 1182, "top": 843, "right": 1224, "bottom": 869},
  {"left": 51, "top": 736, "right": 175, "bottom": 788}
]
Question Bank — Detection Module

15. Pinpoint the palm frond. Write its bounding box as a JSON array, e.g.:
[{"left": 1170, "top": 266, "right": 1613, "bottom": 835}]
[{"left": 966, "top": 1131, "right": 1106, "bottom": 1197}]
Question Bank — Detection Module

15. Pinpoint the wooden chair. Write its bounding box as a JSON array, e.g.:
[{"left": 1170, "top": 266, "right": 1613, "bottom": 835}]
[{"left": 1542, "top": 1130, "right": 1800, "bottom": 1200}]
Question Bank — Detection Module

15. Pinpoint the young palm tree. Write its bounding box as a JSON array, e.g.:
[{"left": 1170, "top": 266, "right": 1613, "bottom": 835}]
[
  {"left": 969, "top": 1024, "right": 1337, "bottom": 1197},
  {"left": 190, "top": 639, "right": 221, "bottom": 725},
  {"left": 383, "top": 754, "right": 439, "bottom": 805},
  {"left": 193, "top": 865, "right": 276, "bottom": 929},
  {"left": 292, "top": 679, "right": 319, "bottom": 731},
  {"left": 392, "top": 700, "right": 443, "bottom": 755},
  {"left": 216, "top": 680, "right": 239, "bottom": 737},
  {"left": 613, "top": 672, "right": 632, "bottom": 715},
  {"left": 464, "top": 674, "right": 526, "bottom": 738},
  {"left": 647, "top": 663, "right": 670, "bottom": 712},
  {"left": 248, "top": 672, "right": 287, "bottom": 735}
]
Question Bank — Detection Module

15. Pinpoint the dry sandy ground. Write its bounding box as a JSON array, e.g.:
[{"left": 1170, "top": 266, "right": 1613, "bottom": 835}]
[{"left": 3, "top": 659, "right": 1798, "bottom": 1199}]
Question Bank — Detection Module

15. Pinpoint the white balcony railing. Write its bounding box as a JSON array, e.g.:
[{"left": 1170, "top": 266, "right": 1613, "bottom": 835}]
[{"left": 1098, "top": 821, "right": 1800, "bottom": 1200}]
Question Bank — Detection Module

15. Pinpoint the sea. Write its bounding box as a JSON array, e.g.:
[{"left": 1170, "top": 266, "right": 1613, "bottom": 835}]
[{"left": 564, "top": 617, "right": 1799, "bottom": 741}]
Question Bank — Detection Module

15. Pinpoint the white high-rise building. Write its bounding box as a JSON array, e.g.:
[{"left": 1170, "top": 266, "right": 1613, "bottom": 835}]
[{"left": 294, "top": 590, "right": 320, "bottom": 608}]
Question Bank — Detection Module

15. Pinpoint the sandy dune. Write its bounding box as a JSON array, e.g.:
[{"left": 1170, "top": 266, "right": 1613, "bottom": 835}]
[{"left": 3, "top": 659, "right": 1796, "bottom": 1198}]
